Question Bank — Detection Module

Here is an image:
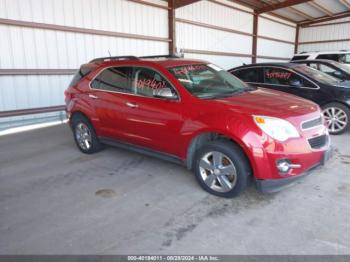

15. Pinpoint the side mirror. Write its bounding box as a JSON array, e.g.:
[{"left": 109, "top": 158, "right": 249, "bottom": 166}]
[
  {"left": 154, "top": 88, "right": 178, "bottom": 100},
  {"left": 290, "top": 79, "right": 302, "bottom": 87}
]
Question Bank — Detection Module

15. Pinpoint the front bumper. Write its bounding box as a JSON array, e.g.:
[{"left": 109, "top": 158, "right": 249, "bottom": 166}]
[{"left": 256, "top": 147, "right": 332, "bottom": 193}]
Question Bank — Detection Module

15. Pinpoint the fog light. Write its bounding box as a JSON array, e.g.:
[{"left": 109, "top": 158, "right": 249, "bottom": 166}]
[
  {"left": 277, "top": 160, "right": 291, "bottom": 173},
  {"left": 276, "top": 160, "right": 302, "bottom": 173}
]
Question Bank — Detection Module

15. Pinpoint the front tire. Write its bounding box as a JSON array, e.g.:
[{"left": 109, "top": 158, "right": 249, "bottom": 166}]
[
  {"left": 71, "top": 114, "right": 102, "bottom": 154},
  {"left": 193, "top": 140, "right": 250, "bottom": 198},
  {"left": 322, "top": 103, "right": 350, "bottom": 135}
]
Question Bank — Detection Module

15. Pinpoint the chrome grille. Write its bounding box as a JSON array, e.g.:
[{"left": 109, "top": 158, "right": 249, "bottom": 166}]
[{"left": 302, "top": 117, "right": 322, "bottom": 130}]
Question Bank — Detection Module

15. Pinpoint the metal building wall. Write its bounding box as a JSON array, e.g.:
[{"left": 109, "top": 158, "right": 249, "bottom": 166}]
[
  {"left": 256, "top": 15, "right": 296, "bottom": 63},
  {"left": 175, "top": 0, "right": 253, "bottom": 69},
  {"left": 0, "top": 0, "right": 168, "bottom": 130},
  {"left": 299, "top": 17, "right": 350, "bottom": 52},
  {"left": 175, "top": 0, "right": 296, "bottom": 69}
]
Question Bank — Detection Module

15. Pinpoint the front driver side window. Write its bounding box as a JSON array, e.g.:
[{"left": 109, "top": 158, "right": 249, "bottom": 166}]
[
  {"left": 132, "top": 67, "right": 178, "bottom": 99},
  {"left": 264, "top": 68, "right": 304, "bottom": 87}
]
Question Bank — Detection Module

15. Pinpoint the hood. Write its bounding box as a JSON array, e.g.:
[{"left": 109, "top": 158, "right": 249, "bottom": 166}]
[{"left": 213, "top": 88, "right": 319, "bottom": 118}]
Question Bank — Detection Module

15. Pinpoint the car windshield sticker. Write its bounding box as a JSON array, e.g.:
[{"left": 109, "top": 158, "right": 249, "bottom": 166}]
[
  {"left": 173, "top": 65, "right": 207, "bottom": 75},
  {"left": 266, "top": 71, "right": 291, "bottom": 80}
]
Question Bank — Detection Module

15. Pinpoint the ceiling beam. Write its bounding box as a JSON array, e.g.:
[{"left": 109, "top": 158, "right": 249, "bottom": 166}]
[
  {"left": 339, "top": 0, "right": 350, "bottom": 9},
  {"left": 299, "top": 10, "right": 350, "bottom": 26},
  {"left": 308, "top": 1, "right": 333, "bottom": 16},
  {"left": 256, "top": 0, "right": 312, "bottom": 13},
  {"left": 174, "top": 0, "right": 201, "bottom": 9}
]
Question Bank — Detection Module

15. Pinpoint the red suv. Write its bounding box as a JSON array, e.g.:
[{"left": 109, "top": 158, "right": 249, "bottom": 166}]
[{"left": 65, "top": 55, "right": 331, "bottom": 198}]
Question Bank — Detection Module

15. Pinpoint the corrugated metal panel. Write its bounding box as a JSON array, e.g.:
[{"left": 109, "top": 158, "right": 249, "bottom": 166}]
[
  {"left": 259, "top": 17, "right": 296, "bottom": 42},
  {"left": 175, "top": 0, "right": 253, "bottom": 68},
  {"left": 299, "top": 22, "right": 350, "bottom": 42},
  {"left": 0, "top": 24, "right": 168, "bottom": 69},
  {"left": 314, "top": 0, "right": 348, "bottom": 13},
  {"left": 299, "top": 41, "right": 350, "bottom": 52},
  {"left": 257, "top": 58, "right": 289, "bottom": 63},
  {"left": 176, "top": 0, "right": 253, "bottom": 34},
  {"left": 0, "top": 0, "right": 168, "bottom": 38},
  {"left": 0, "top": 0, "right": 168, "bottom": 130},
  {"left": 257, "top": 38, "right": 295, "bottom": 59},
  {"left": 184, "top": 53, "right": 251, "bottom": 70},
  {"left": 176, "top": 22, "right": 252, "bottom": 54},
  {"left": 299, "top": 16, "right": 350, "bottom": 53}
]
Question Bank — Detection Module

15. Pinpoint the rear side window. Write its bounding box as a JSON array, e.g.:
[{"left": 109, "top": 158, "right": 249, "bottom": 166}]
[
  {"left": 69, "top": 66, "right": 93, "bottom": 87},
  {"left": 264, "top": 67, "right": 305, "bottom": 87},
  {"left": 233, "top": 68, "right": 263, "bottom": 83},
  {"left": 291, "top": 55, "right": 309, "bottom": 61},
  {"left": 316, "top": 54, "right": 341, "bottom": 62},
  {"left": 91, "top": 67, "right": 133, "bottom": 93}
]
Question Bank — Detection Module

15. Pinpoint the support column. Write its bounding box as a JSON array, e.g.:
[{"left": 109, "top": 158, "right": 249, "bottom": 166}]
[
  {"left": 252, "top": 12, "right": 258, "bottom": 64},
  {"left": 168, "top": 0, "right": 176, "bottom": 55},
  {"left": 294, "top": 24, "right": 300, "bottom": 54}
]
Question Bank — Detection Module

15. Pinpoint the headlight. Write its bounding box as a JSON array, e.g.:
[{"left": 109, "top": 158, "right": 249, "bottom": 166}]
[{"left": 253, "top": 115, "right": 300, "bottom": 142}]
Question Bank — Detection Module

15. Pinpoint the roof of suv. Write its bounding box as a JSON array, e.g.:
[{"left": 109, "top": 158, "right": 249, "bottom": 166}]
[
  {"left": 293, "top": 50, "right": 350, "bottom": 56},
  {"left": 291, "top": 59, "right": 341, "bottom": 64},
  {"left": 89, "top": 55, "right": 208, "bottom": 68}
]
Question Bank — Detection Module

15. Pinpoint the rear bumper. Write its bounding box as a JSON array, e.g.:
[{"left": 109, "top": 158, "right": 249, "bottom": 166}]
[{"left": 256, "top": 147, "right": 332, "bottom": 193}]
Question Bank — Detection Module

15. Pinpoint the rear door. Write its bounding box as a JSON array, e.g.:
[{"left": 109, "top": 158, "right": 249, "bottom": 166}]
[{"left": 89, "top": 66, "right": 134, "bottom": 139}]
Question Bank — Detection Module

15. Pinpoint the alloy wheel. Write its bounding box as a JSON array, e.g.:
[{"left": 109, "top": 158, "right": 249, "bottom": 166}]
[
  {"left": 199, "top": 151, "right": 237, "bottom": 193},
  {"left": 75, "top": 122, "right": 92, "bottom": 150},
  {"left": 323, "top": 107, "right": 348, "bottom": 134}
]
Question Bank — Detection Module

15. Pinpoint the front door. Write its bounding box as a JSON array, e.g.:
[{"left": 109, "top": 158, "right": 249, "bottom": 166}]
[{"left": 120, "top": 66, "right": 184, "bottom": 156}]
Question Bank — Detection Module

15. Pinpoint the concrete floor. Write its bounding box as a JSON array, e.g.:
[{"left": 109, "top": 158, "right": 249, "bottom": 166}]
[{"left": 0, "top": 124, "right": 349, "bottom": 255}]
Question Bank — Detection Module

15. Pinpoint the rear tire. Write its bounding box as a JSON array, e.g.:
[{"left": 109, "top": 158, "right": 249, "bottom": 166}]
[
  {"left": 193, "top": 140, "right": 250, "bottom": 198},
  {"left": 71, "top": 114, "right": 102, "bottom": 154},
  {"left": 322, "top": 102, "right": 350, "bottom": 135}
]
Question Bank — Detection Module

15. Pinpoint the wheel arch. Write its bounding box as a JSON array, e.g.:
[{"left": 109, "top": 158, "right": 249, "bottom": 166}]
[
  {"left": 185, "top": 131, "right": 254, "bottom": 176},
  {"left": 320, "top": 100, "right": 350, "bottom": 109}
]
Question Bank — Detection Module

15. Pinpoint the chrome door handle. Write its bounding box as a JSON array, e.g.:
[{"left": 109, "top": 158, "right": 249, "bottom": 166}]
[
  {"left": 88, "top": 94, "right": 98, "bottom": 99},
  {"left": 126, "top": 102, "right": 138, "bottom": 108}
]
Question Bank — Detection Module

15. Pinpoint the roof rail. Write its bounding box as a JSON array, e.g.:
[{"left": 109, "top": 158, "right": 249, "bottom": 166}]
[
  {"left": 89, "top": 56, "right": 139, "bottom": 63},
  {"left": 140, "top": 55, "right": 181, "bottom": 59}
]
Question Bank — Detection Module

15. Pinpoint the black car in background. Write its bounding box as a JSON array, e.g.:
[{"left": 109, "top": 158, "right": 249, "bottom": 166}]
[
  {"left": 230, "top": 63, "right": 350, "bottom": 134},
  {"left": 291, "top": 59, "right": 350, "bottom": 81}
]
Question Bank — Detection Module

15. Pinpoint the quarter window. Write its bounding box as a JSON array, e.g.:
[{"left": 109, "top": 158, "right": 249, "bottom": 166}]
[{"left": 91, "top": 67, "right": 133, "bottom": 93}]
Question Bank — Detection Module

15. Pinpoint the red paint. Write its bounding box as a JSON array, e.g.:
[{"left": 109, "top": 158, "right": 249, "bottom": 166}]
[{"left": 65, "top": 58, "right": 329, "bottom": 181}]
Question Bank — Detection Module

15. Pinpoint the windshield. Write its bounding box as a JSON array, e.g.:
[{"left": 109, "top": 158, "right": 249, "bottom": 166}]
[
  {"left": 168, "top": 64, "right": 250, "bottom": 99},
  {"left": 330, "top": 61, "right": 350, "bottom": 74},
  {"left": 339, "top": 53, "right": 350, "bottom": 64},
  {"left": 293, "top": 65, "right": 340, "bottom": 85}
]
